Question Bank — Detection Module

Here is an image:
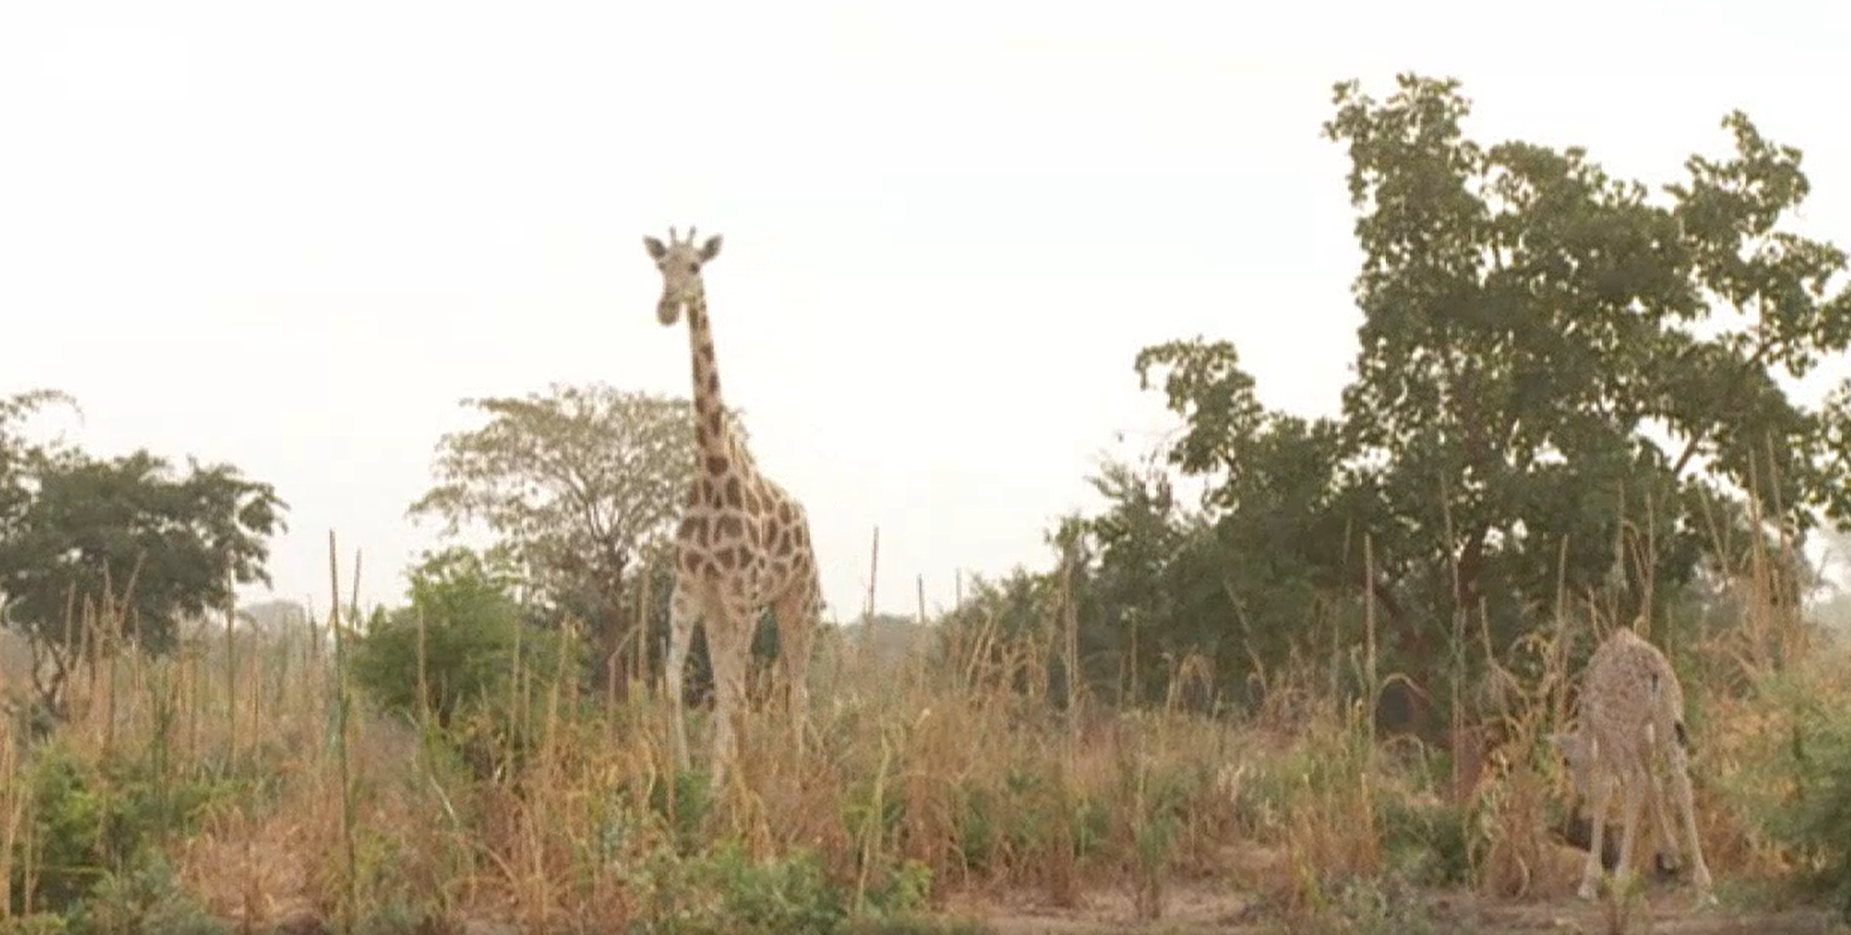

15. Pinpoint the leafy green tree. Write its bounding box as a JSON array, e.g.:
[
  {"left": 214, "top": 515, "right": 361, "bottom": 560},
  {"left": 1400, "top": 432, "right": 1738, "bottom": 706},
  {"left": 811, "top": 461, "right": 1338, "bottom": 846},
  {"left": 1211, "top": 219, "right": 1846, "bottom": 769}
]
[
  {"left": 1322, "top": 76, "right": 1847, "bottom": 696},
  {"left": 1124, "top": 342, "right": 1376, "bottom": 698},
  {"left": 0, "top": 389, "right": 79, "bottom": 547},
  {"left": 0, "top": 407, "right": 286, "bottom": 715},
  {"left": 1055, "top": 459, "right": 1227, "bottom": 707},
  {"left": 1110, "top": 74, "right": 1851, "bottom": 731},
  {"left": 937, "top": 565, "right": 1063, "bottom": 698},
  {"left": 408, "top": 383, "right": 717, "bottom": 694},
  {"left": 941, "top": 437, "right": 1363, "bottom": 713}
]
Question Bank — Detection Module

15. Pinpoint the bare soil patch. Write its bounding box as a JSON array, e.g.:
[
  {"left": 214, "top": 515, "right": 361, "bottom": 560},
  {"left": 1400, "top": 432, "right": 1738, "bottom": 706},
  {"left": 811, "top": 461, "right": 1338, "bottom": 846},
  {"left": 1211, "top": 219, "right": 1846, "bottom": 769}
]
[{"left": 943, "top": 882, "right": 1840, "bottom": 935}]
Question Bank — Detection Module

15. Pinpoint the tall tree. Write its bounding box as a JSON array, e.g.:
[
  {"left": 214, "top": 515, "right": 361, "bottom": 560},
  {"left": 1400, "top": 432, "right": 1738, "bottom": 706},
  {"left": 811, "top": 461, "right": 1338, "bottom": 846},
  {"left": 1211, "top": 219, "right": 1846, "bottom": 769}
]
[
  {"left": 0, "top": 390, "right": 79, "bottom": 546},
  {"left": 1323, "top": 75, "right": 1849, "bottom": 645},
  {"left": 0, "top": 440, "right": 286, "bottom": 713},
  {"left": 408, "top": 382, "right": 715, "bottom": 692},
  {"left": 1121, "top": 75, "right": 1851, "bottom": 731}
]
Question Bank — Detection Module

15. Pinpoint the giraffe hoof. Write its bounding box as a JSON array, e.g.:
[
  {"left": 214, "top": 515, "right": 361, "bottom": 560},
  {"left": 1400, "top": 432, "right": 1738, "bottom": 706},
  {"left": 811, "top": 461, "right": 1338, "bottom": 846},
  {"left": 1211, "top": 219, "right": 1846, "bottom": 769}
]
[
  {"left": 1654, "top": 851, "right": 1682, "bottom": 878},
  {"left": 1576, "top": 880, "right": 1600, "bottom": 901}
]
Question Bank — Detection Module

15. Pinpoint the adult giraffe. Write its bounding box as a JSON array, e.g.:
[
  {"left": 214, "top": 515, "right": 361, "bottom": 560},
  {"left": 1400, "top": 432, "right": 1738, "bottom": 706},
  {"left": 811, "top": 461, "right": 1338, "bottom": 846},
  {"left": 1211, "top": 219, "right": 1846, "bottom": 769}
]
[{"left": 644, "top": 225, "right": 823, "bottom": 793}]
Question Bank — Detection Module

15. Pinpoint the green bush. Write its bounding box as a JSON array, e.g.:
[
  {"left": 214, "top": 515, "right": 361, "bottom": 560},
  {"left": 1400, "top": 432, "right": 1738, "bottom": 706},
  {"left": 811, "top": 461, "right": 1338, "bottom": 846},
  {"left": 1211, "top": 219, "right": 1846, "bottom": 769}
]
[
  {"left": 632, "top": 845, "right": 848, "bottom": 935},
  {"left": 1376, "top": 794, "right": 1478, "bottom": 887},
  {"left": 647, "top": 767, "right": 716, "bottom": 855},
  {"left": 1758, "top": 677, "right": 1851, "bottom": 919},
  {"left": 67, "top": 857, "right": 227, "bottom": 935},
  {"left": 8, "top": 744, "right": 225, "bottom": 916},
  {"left": 347, "top": 547, "right": 583, "bottom": 780},
  {"left": 625, "top": 843, "right": 932, "bottom": 935}
]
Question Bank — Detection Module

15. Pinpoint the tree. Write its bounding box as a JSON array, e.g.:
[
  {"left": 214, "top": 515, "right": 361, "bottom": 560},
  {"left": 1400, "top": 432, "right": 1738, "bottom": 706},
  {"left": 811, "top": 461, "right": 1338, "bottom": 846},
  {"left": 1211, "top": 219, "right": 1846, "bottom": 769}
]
[
  {"left": 0, "top": 389, "right": 79, "bottom": 547},
  {"left": 1327, "top": 74, "right": 1846, "bottom": 655},
  {"left": 937, "top": 565, "right": 1064, "bottom": 699},
  {"left": 349, "top": 546, "right": 583, "bottom": 780},
  {"left": 0, "top": 434, "right": 286, "bottom": 714},
  {"left": 1054, "top": 457, "right": 1231, "bottom": 708},
  {"left": 1127, "top": 340, "right": 1377, "bottom": 688},
  {"left": 1119, "top": 74, "right": 1851, "bottom": 733},
  {"left": 407, "top": 383, "right": 717, "bottom": 694}
]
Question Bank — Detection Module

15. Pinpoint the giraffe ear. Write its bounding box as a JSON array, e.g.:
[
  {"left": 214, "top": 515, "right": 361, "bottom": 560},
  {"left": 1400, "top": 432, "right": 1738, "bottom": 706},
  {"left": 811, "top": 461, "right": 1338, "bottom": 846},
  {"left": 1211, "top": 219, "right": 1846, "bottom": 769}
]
[
  {"left": 644, "top": 236, "right": 668, "bottom": 260},
  {"left": 698, "top": 235, "right": 723, "bottom": 262}
]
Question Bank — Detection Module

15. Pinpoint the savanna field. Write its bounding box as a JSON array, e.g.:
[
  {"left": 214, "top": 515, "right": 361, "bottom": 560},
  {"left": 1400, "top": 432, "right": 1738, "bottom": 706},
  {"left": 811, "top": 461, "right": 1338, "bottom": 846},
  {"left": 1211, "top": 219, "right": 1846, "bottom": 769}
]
[{"left": 6, "top": 76, "right": 1851, "bottom": 935}]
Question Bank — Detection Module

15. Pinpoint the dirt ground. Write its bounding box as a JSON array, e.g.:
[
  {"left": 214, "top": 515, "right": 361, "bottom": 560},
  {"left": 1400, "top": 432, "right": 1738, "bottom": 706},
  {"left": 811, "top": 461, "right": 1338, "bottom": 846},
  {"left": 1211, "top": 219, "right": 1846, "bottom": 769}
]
[{"left": 941, "top": 880, "right": 1843, "bottom": 934}]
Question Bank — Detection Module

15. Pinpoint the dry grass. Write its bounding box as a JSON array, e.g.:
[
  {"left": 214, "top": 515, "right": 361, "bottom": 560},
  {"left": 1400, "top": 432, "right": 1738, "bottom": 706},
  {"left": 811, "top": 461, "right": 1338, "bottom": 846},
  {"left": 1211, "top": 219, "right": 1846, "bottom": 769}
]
[{"left": 0, "top": 532, "right": 1846, "bottom": 935}]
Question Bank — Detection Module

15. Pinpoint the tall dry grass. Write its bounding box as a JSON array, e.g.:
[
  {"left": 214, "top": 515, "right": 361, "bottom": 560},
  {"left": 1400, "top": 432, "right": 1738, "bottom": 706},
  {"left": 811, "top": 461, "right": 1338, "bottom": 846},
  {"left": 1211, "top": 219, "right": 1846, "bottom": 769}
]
[{"left": 0, "top": 516, "right": 1843, "bottom": 934}]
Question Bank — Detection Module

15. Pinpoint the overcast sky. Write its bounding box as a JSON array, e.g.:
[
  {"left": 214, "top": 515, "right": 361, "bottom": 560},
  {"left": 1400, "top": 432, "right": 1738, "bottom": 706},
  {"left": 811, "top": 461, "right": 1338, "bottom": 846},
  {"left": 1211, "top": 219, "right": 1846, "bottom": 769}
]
[{"left": 3, "top": 0, "right": 1848, "bottom": 622}]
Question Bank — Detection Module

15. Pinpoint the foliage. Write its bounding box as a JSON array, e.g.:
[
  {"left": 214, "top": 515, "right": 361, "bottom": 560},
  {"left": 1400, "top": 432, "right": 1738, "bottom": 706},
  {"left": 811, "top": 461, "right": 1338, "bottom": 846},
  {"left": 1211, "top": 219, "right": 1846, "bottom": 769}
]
[
  {"left": 408, "top": 383, "right": 717, "bottom": 690},
  {"left": 0, "top": 395, "right": 286, "bottom": 714},
  {"left": 67, "top": 857, "right": 227, "bottom": 935},
  {"left": 9, "top": 743, "right": 223, "bottom": 916},
  {"left": 1322, "top": 73, "right": 1849, "bottom": 634},
  {"left": 935, "top": 566, "right": 1063, "bottom": 699},
  {"left": 1063, "top": 439, "right": 1361, "bottom": 708},
  {"left": 1741, "top": 665, "right": 1851, "bottom": 919},
  {"left": 7, "top": 71, "right": 1851, "bottom": 934},
  {"left": 0, "top": 390, "right": 80, "bottom": 542},
  {"left": 349, "top": 547, "right": 524, "bottom": 730},
  {"left": 0, "top": 453, "right": 286, "bottom": 651},
  {"left": 1376, "top": 795, "right": 1476, "bottom": 887},
  {"left": 632, "top": 845, "right": 849, "bottom": 935},
  {"left": 632, "top": 845, "right": 930, "bottom": 935},
  {"left": 1028, "top": 73, "right": 1851, "bottom": 729},
  {"left": 348, "top": 546, "right": 582, "bottom": 777}
]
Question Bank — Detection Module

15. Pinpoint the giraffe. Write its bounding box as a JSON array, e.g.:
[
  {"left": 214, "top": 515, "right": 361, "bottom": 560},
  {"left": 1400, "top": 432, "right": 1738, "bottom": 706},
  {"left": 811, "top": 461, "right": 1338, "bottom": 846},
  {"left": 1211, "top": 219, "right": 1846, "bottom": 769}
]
[
  {"left": 643, "top": 225, "right": 824, "bottom": 793},
  {"left": 1549, "top": 622, "right": 1715, "bottom": 907}
]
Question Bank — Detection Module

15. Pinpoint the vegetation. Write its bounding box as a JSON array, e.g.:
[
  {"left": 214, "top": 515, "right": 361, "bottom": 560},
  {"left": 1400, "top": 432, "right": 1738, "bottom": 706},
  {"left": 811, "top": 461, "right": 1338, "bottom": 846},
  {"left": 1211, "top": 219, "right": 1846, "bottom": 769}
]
[
  {"left": 2, "top": 73, "right": 1851, "bottom": 934},
  {"left": 406, "top": 383, "right": 716, "bottom": 696},
  {"left": 0, "top": 389, "right": 286, "bottom": 722}
]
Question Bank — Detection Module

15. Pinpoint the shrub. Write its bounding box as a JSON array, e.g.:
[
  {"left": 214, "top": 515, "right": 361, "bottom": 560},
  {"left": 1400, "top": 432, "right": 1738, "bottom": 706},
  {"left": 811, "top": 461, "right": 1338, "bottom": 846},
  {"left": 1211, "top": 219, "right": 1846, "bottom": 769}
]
[
  {"left": 1754, "top": 668, "right": 1851, "bottom": 919},
  {"left": 8, "top": 743, "right": 224, "bottom": 916},
  {"left": 67, "top": 856, "right": 227, "bottom": 935},
  {"left": 632, "top": 845, "right": 849, "bottom": 935},
  {"left": 347, "top": 547, "right": 583, "bottom": 779}
]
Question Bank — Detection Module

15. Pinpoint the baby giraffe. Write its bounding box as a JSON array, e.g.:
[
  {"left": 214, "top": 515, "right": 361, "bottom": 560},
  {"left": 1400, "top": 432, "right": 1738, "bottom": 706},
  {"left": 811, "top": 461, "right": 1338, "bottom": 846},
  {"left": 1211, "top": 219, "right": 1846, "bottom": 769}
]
[{"left": 1550, "top": 623, "right": 1715, "bottom": 907}]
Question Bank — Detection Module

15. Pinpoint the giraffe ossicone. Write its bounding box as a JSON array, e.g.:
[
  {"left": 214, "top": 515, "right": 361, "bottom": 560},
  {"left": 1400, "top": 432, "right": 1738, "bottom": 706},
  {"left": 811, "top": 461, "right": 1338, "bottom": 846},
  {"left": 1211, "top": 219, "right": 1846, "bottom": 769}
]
[{"left": 643, "top": 224, "right": 824, "bottom": 794}]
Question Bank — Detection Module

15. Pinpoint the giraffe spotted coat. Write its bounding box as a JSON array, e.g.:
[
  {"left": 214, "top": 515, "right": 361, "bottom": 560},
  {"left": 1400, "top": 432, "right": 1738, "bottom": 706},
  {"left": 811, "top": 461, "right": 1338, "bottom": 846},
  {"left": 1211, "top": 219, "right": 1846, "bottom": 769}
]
[
  {"left": 1550, "top": 624, "right": 1715, "bottom": 906},
  {"left": 644, "top": 226, "right": 823, "bottom": 794}
]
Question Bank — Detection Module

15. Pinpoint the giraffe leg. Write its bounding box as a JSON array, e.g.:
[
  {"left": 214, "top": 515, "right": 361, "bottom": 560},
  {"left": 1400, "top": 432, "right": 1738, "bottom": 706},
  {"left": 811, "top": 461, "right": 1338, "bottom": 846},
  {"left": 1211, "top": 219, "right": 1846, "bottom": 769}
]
[
  {"left": 1665, "top": 744, "right": 1716, "bottom": 906},
  {"left": 664, "top": 575, "right": 700, "bottom": 774},
  {"left": 1614, "top": 774, "right": 1646, "bottom": 895},
  {"left": 1647, "top": 768, "right": 1682, "bottom": 876},
  {"left": 771, "top": 577, "right": 819, "bottom": 760},
  {"left": 1578, "top": 771, "right": 1616, "bottom": 901},
  {"left": 705, "top": 603, "right": 753, "bottom": 795}
]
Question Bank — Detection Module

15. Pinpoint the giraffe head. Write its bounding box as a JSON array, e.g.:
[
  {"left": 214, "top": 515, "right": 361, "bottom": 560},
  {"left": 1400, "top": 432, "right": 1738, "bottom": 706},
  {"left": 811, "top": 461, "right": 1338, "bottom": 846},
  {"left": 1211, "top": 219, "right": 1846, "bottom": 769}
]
[{"left": 643, "top": 225, "right": 723, "bottom": 326}]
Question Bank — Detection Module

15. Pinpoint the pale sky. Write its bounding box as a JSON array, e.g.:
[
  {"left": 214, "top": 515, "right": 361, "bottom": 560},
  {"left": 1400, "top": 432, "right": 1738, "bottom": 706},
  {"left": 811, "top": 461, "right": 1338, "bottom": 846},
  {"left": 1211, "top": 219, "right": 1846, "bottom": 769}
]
[{"left": 2, "top": 0, "right": 1848, "bottom": 623}]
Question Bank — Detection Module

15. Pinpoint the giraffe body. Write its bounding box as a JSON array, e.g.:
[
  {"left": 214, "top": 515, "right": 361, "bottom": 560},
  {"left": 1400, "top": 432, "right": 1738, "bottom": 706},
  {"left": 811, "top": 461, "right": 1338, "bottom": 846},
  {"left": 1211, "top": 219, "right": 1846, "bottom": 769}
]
[
  {"left": 644, "top": 226, "right": 822, "bottom": 794},
  {"left": 1550, "top": 624, "right": 1715, "bottom": 907}
]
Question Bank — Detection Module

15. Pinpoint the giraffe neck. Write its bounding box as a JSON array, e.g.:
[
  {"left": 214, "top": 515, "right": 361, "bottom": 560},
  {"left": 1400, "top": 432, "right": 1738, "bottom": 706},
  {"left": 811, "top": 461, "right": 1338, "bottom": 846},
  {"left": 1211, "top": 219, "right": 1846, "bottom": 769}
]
[{"left": 686, "top": 294, "right": 734, "bottom": 460}]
